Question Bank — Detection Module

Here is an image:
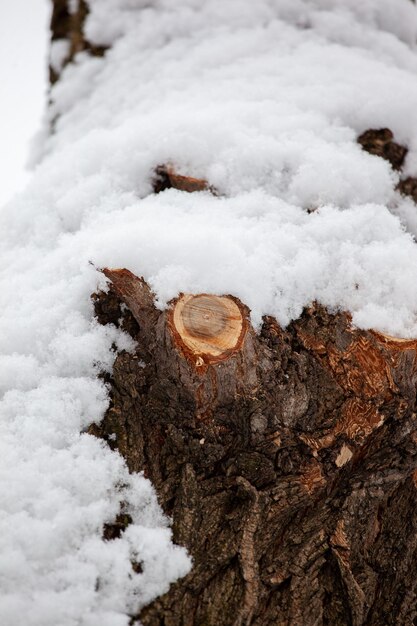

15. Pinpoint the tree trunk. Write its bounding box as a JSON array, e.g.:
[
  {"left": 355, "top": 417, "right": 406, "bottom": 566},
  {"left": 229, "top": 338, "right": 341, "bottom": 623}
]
[
  {"left": 90, "top": 268, "right": 417, "bottom": 626},
  {"left": 49, "top": 3, "right": 417, "bottom": 623}
]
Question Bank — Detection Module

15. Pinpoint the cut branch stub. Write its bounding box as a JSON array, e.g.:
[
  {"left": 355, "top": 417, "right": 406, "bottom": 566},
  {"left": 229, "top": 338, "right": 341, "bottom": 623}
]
[
  {"left": 102, "top": 267, "right": 159, "bottom": 337},
  {"left": 153, "top": 165, "right": 214, "bottom": 194},
  {"left": 170, "top": 294, "right": 247, "bottom": 365}
]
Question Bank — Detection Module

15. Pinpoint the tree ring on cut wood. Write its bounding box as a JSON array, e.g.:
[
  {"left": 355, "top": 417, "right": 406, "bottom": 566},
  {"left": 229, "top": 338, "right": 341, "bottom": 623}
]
[{"left": 171, "top": 294, "right": 247, "bottom": 364}]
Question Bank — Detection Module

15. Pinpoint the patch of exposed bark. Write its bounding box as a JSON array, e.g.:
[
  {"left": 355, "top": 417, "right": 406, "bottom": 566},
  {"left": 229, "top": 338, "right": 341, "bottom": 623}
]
[
  {"left": 50, "top": 0, "right": 107, "bottom": 84},
  {"left": 102, "top": 512, "right": 133, "bottom": 541},
  {"left": 90, "top": 270, "right": 417, "bottom": 625},
  {"left": 357, "top": 128, "right": 417, "bottom": 210},
  {"left": 153, "top": 165, "right": 216, "bottom": 195},
  {"left": 398, "top": 176, "right": 417, "bottom": 204},
  {"left": 357, "top": 128, "right": 408, "bottom": 171}
]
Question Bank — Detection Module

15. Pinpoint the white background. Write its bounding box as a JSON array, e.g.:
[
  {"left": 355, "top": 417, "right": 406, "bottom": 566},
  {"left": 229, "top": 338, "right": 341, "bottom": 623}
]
[{"left": 0, "top": 0, "right": 49, "bottom": 207}]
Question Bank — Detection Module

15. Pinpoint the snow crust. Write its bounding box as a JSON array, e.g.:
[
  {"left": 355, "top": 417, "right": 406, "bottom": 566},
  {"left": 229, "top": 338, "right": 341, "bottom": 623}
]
[{"left": 2, "top": 0, "right": 417, "bottom": 623}]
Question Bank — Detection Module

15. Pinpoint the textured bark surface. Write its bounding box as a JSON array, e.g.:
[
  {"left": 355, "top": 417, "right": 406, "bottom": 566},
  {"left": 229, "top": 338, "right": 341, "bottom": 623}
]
[
  {"left": 153, "top": 165, "right": 214, "bottom": 195},
  {"left": 357, "top": 127, "right": 417, "bottom": 207},
  {"left": 357, "top": 128, "right": 408, "bottom": 170},
  {"left": 47, "top": 0, "right": 417, "bottom": 617},
  {"left": 91, "top": 268, "right": 417, "bottom": 626},
  {"left": 398, "top": 176, "right": 417, "bottom": 204},
  {"left": 50, "top": 0, "right": 107, "bottom": 84}
]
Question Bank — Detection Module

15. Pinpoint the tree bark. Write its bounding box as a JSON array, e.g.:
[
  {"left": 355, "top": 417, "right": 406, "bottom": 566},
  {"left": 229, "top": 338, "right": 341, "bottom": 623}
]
[
  {"left": 90, "top": 268, "right": 417, "bottom": 626},
  {"left": 48, "top": 4, "right": 417, "bottom": 623},
  {"left": 49, "top": 0, "right": 106, "bottom": 84}
]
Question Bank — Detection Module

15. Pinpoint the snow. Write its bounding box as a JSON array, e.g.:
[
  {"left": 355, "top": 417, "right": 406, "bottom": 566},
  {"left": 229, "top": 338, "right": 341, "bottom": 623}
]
[
  {"left": 2, "top": 0, "right": 417, "bottom": 623},
  {"left": 50, "top": 39, "right": 71, "bottom": 75}
]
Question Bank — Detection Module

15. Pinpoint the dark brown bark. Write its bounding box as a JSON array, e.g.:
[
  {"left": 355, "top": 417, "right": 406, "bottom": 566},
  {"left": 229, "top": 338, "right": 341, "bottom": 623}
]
[
  {"left": 49, "top": 0, "right": 107, "bottom": 84},
  {"left": 357, "top": 127, "right": 417, "bottom": 207},
  {"left": 398, "top": 177, "right": 417, "bottom": 204},
  {"left": 153, "top": 166, "right": 215, "bottom": 195},
  {"left": 357, "top": 128, "right": 408, "bottom": 170},
  {"left": 91, "top": 268, "right": 417, "bottom": 626}
]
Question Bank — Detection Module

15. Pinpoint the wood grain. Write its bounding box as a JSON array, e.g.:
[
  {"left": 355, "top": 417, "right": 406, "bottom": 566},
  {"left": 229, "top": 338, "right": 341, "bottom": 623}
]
[{"left": 171, "top": 294, "right": 246, "bottom": 364}]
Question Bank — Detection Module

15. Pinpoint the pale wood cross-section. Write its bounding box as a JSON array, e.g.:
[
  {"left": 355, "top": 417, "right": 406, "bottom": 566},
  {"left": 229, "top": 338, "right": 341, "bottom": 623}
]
[{"left": 170, "top": 294, "right": 247, "bottom": 364}]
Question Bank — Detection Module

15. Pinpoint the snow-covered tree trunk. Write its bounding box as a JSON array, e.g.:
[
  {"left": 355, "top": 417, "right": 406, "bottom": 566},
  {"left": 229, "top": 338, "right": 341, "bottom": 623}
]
[{"left": 46, "top": 2, "right": 417, "bottom": 624}]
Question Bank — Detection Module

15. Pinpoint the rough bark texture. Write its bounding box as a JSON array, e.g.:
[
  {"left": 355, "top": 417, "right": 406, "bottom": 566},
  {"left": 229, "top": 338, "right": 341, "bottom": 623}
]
[
  {"left": 357, "top": 128, "right": 408, "bottom": 170},
  {"left": 357, "top": 127, "right": 417, "bottom": 206},
  {"left": 91, "top": 268, "right": 417, "bottom": 626},
  {"left": 48, "top": 0, "right": 417, "bottom": 617},
  {"left": 50, "top": 0, "right": 106, "bottom": 84},
  {"left": 153, "top": 166, "right": 214, "bottom": 195},
  {"left": 398, "top": 176, "right": 417, "bottom": 204}
]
